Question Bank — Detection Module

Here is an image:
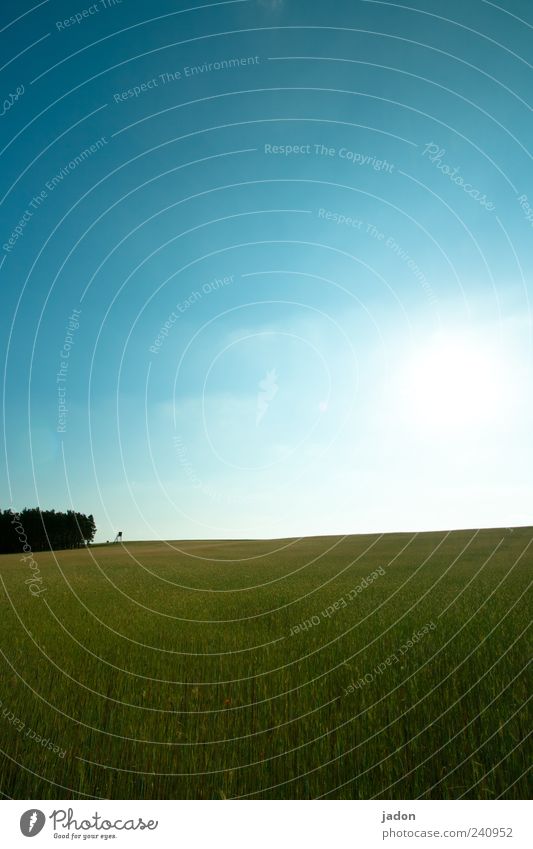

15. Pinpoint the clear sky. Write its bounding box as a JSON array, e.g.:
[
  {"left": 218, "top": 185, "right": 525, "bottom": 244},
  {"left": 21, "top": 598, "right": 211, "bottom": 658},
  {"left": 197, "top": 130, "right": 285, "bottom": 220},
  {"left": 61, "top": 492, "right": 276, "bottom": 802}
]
[{"left": 1, "top": 0, "right": 532, "bottom": 541}]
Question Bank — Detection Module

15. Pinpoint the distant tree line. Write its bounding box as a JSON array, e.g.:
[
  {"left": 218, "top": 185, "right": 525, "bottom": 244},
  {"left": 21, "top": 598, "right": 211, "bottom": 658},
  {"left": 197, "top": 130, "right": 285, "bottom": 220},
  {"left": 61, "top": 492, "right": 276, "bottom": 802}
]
[{"left": 0, "top": 508, "right": 96, "bottom": 554}]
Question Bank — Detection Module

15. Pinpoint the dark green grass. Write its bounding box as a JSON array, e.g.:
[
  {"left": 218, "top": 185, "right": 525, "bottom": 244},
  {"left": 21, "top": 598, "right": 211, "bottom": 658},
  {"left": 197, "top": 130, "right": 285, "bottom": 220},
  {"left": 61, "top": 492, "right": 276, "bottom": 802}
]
[{"left": 0, "top": 527, "right": 530, "bottom": 799}]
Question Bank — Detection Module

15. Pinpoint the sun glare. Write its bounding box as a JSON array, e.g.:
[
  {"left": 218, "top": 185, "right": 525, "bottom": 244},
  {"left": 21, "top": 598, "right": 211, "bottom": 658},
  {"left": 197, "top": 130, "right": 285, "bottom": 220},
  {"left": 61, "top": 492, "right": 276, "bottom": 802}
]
[{"left": 402, "top": 332, "right": 502, "bottom": 429}]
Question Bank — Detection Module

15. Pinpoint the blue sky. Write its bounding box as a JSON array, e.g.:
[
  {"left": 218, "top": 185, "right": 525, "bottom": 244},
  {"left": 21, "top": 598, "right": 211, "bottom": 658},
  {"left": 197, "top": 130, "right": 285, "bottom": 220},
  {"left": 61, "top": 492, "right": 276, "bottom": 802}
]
[{"left": 1, "top": 0, "right": 532, "bottom": 540}]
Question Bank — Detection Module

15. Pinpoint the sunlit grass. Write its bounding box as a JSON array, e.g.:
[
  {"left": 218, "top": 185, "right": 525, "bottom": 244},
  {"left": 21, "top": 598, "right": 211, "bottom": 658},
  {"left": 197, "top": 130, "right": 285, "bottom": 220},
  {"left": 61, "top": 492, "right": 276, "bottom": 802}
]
[{"left": 0, "top": 527, "right": 530, "bottom": 799}]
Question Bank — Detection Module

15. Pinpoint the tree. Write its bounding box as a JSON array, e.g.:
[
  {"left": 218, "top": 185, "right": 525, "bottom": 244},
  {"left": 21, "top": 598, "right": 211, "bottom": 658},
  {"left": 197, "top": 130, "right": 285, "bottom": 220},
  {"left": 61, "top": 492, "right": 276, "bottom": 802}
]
[{"left": 0, "top": 508, "right": 97, "bottom": 554}]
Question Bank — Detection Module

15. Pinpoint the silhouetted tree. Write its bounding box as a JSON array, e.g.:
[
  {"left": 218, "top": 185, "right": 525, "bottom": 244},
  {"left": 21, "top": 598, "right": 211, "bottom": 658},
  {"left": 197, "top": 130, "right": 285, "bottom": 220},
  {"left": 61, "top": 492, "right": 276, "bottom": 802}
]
[{"left": 0, "top": 508, "right": 97, "bottom": 554}]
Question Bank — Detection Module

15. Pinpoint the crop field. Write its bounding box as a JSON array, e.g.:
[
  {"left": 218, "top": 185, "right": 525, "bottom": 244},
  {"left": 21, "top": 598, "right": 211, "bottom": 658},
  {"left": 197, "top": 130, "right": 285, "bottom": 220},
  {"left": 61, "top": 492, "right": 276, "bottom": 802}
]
[{"left": 0, "top": 527, "right": 530, "bottom": 799}]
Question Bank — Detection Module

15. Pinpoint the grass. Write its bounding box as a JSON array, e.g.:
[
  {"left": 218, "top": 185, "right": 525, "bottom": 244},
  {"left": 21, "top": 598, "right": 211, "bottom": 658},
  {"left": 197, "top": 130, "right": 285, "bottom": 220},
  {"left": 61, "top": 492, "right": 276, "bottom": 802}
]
[{"left": 0, "top": 527, "right": 530, "bottom": 799}]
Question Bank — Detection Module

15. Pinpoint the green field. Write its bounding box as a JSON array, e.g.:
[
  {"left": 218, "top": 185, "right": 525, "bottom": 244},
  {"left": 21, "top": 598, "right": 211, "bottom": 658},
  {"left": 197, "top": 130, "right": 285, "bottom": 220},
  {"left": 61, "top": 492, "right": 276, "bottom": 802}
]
[{"left": 0, "top": 527, "right": 530, "bottom": 799}]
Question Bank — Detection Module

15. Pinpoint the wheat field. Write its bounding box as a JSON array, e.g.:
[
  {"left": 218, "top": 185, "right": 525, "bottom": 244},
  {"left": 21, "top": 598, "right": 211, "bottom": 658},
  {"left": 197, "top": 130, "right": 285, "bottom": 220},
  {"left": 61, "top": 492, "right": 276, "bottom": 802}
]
[{"left": 0, "top": 527, "right": 530, "bottom": 799}]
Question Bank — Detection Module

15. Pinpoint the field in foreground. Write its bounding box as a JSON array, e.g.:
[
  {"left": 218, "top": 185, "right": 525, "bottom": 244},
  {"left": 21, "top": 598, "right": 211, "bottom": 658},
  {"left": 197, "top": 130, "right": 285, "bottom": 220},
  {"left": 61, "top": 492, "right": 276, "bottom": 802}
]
[{"left": 0, "top": 527, "right": 531, "bottom": 799}]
